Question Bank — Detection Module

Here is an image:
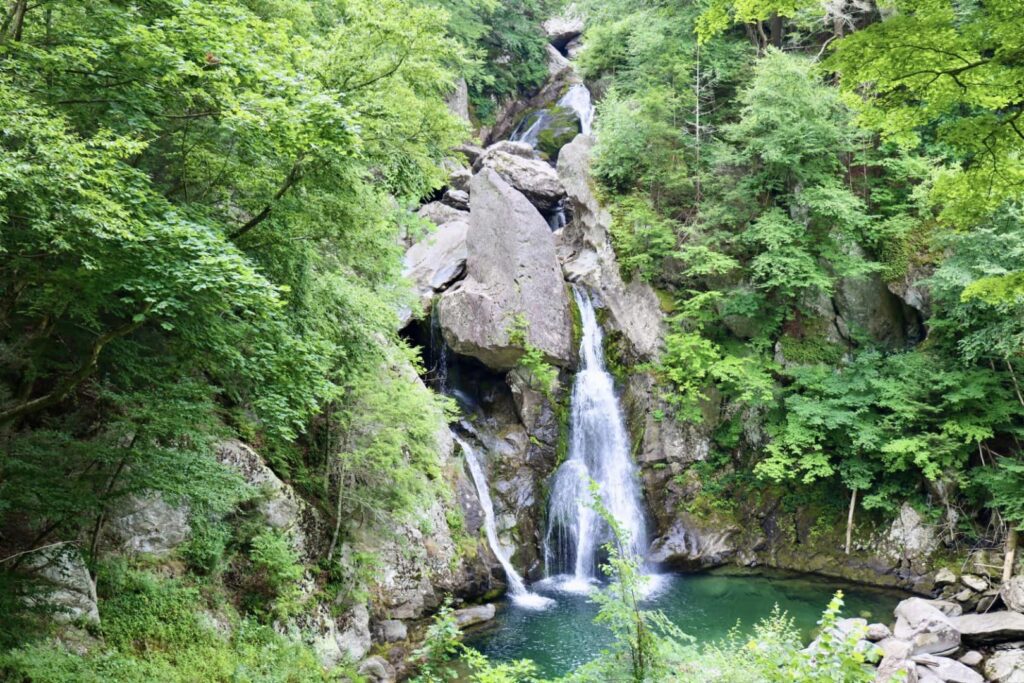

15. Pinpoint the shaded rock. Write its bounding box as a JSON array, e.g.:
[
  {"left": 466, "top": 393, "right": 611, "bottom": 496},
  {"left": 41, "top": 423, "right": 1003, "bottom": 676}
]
[
  {"left": 543, "top": 13, "right": 584, "bottom": 50},
  {"left": 453, "top": 603, "right": 496, "bottom": 628},
  {"left": 1002, "top": 576, "right": 1024, "bottom": 614},
  {"left": 935, "top": 568, "right": 958, "bottom": 586},
  {"left": 985, "top": 649, "right": 1024, "bottom": 683},
  {"left": 912, "top": 653, "right": 984, "bottom": 683},
  {"left": 953, "top": 611, "right": 1024, "bottom": 645},
  {"left": 868, "top": 622, "right": 894, "bottom": 641},
  {"left": 648, "top": 517, "right": 736, "bottom": 569},
  {"left": 28, "top": 547, "right": 99, "bottom": 625},
  {"left": 894, "top": 597, "right": 961, "bottom": 656},
  {"left": 442, "top": 189, "right": 470, "bottom": 211},
  {"left": 403, "top": 219, "right": 468, "bottom": 318},
  {"left": 358, "top": 655, "right": 397, "bottom": 683},
  {"left": 376, "top": 619, "right": 407, "bottom": 643},
  {"left": 545, "top": 43, "right": 572, "bottom": 79},
  {"left": 437, "top": 170, "right": 573, "bottom": 370},
  {"left": 565, "top": 36, "right": 584, "bottom": 59},
  {"left": 883, "top": 504, "right": 940, "bottom": 575},
  {"left": 978, "top": 590, "right": 1002, "bottom": 613},
  {"left": 929, "top": 600, "right": 965, "bottom": 618},
  {"left": 961, "top": 574, "right": 989, "bottom": 592},
  {"left": 105, "top": 492, "right": 190, "bottom": 556},
  {"left": 475, "top": 146, "right": 565, "bottom": 212},
  {"left": 449, "top": 167, "right": 472, "bottom": 193},
  {"left": 417, "top": 201, "right": 469, "bottom": 227},
  {"left": 454, "top": 143, "right": 485, "bottom": 166},
  {"left": 507, "top": 367, "right": 559, "bottom": 445}
]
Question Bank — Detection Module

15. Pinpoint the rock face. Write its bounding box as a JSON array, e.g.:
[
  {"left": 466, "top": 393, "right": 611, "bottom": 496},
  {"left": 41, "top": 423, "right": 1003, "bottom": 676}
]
[
  {"left": 474, "top": 145, "right": 565, "bottom": 211},
  {"left": 438, "top": 170, "right": 573, "bottom": 370},
  {"left": 403, "top": 219, "right": 468, "bottom": 316},
  {"left": 542, "top": 13, "right": 584, "bottom": 50},
  {"left": 446, "top": 77, "right": 470, "bottom": 124},
  {"left": 558, "top": 135, "right": 664, "bottom": 362},
  {"left": 28, "top": 547, "right": 99, "bottom": 625},
  {"left": 417, "top": 201, "right": 469, "bottom": 227},
  {"left": 883, "top": 503, "right": 941, "bottom": 575},
  {"left": 648, "top": 516, "right": 736, "bottom": 569},
  {"left": 105, "top": 492, "right": 190, "bottom": 556},
  {"left": 1002, "top": 575, "right": 1024, "bottom": 613}
]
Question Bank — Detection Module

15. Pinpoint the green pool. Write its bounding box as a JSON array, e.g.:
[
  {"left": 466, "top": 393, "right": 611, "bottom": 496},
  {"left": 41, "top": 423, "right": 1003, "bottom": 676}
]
[{"left": 463, "top": 570, "right": 905, "bottom": 678}]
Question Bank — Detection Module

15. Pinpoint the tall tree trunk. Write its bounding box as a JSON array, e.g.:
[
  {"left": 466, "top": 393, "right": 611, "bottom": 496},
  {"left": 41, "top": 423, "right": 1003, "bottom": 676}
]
[
  {"left": 1004, "top": 527, "right": 1019, "bottom": 582},
  {"left": 845, "top": 488, "right": 857, "bottom": 555},
  {"left": 769, "top": 13, "right": 783, "bottom": 48}
]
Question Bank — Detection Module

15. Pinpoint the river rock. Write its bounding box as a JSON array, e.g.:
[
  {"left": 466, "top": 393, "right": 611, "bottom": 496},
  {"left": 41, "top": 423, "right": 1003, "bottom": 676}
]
[
  {"left": 877, "top": 637, "right": 918, "bottom": 682},
  {"left": 961, "top": 574, "right": 989, "bottom": 592},
  {"left": 358, "top": 655, "right": 397, "bottom": 683},
  {"left": 953, "top": 611, "right": 1024, "bottom": 644},
  {"left": 442, "top": 189, "right": 470, "bottom": 211},
  {"left": 104, "top": 492, "right": 190, "bottom": 556},
  {"left": 437, "top": 169, "right": 573, "bottom": 370},
  {"left": 403, "top": 219, "right": 468, "bottom": 315},
  {"left": 648, "top": 517, "right": 736, "bottom": 569},
  {"left": 417, "top": 201, "right": 468, "bottom": 227},
  {"left": 474, "top": 146, "right": 565, "bottom": 212},
  {"left": 868, "top": 622, "right": 894, "bottom": 641},
  {"left": 894, "top": 597, "right": 961, "bottom": 655},
  {"left": 453, "top": 603, "right": 496, "bottom": 628},
  {"left": 958, "top": 650, "right": 983, "bottom": 666},
  {"left": 985, "top": 650, "right": 1024, "bottom": 683},
  {"left": 912, "top": 654, "right": 984, "bottom": 683},
  {"left": 1002, "top": 576, "right": 1024, "bottom": 613},
  {"left": 935, "top": 568, "right": 958, "bottom": 586}
]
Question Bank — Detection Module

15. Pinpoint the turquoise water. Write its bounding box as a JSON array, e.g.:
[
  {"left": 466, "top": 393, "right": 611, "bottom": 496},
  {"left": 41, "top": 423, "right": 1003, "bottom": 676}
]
[{"left": 463, "top": 571, "right": 904, "bottom": 678}]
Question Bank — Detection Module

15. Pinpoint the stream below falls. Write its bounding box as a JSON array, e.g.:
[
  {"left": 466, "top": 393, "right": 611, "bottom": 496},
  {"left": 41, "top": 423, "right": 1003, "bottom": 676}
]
[{"left": 463, "top": 570, "right": 905, "bottom": 678}]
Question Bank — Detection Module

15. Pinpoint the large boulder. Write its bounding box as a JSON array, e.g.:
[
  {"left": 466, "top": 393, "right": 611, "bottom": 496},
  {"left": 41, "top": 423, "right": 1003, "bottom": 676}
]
[
  {"left": 453, "top": 603, "right": 496, "bottom": 628},
  {"left": 104, "top": 492, "right": 190, "bottom": 556},
  {"left": 912, "top": 653, "right": 984, "bottom": 683},
  {"left": 893, "top": 597, "right": 961, "bottom": 656},
  {"left": 437, "top": 170, "right": 573, "bottom": 370},
  {"left": 883, "top": 504, "right": 941, "bottom": 575},
  {"left": 542, "top": 13, "right": 584, "bottom": 50},
  {"left": 648, "top": 516, "right": 737, "bottom": 569},
  {"left": 403, "top": 219, "right": 468, "bottom": 316},
  {"left": 952, "top": 611, "right": 1024, "bottom": 644},
  {"left": 28, "top": 547, "right": 99, "bottom": 625},
  {"left": 985, "top": 650, "right": 1024, "bottom": 683},
  {"left": 1002, "top": 575, "right": 1024, "bottom": 613},
  {"left": 558, "top": 135, "right": 664, "bottom": 361},
  {"left": 474, "top": 145, "right": 565, "bottom": 212}
]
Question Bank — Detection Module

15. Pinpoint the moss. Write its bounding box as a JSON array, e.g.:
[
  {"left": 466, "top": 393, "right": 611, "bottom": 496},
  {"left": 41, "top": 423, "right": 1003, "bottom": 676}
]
[{"left": 778, "top": 320, "right": 845, "bottom": 366}]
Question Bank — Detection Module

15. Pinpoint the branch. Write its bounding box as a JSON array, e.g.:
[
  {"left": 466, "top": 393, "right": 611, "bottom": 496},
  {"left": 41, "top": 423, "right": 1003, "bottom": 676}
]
[
  {"left": 228, "top": 156, "right": 305, "bottom": 240},
  {"left": 0, "top": 308, "right": 150, "bottom": 425}
]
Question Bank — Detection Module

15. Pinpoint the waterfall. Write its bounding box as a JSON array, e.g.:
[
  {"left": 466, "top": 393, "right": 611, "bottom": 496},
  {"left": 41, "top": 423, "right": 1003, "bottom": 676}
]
[
  {"left": 455, "top": 433, "right": 553, "bottom": 609},
  {"left": 543, "top": 287, "right": 647, "bottom": 588},
  {"left": 558, "top": 84, "right": 594, "bottom": 136}
]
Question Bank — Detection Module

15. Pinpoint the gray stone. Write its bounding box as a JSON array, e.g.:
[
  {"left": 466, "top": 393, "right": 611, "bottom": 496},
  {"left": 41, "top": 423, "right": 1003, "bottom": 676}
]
[
  {"left": 1002, "top": 576, "right": 1024, "bottom": 614},
  {"left": 377, "top": 619, "right": 407, "bottom": 643},
  {"left": 403, "top": 219, "right": 468, "bottom": 316},
  {"left": 955, "top": 589, "right": 977, "bottom": 603},
  {"left": 868, "top": 622, "right": 894, "bottom": 641},
  {"left": 446, "top": 77, "right": 470, "bottom": 124},
  {"left": 453, "top": 603, "right": 496, "bottom": 628},
  {"left": 958, "top": 650, "right": 983, "bottom": 667},
  {"left": 894, "top": 597, "right": 961, "bottom": 656},
  {"left": 105, "top": 492, "right": 190, "bottom": 556},
  {"left": 454, "top": 143, "right": 485, "bottom": 166},
  {"left": 877, "top": 638, "right": 918, "bottom": 682},
  {"left": 961, "top": 574, "right": 989, "bottom": 592},
  {"left": 442, "top": 189, "right": 470, "bottom": 211},
  {"left": 417, "top": 201, "right": 469, "bottom": 227},
  {"left": 358, "top": 655, "right": 396, "bottom": 683},
  {"left": 28, "top": 547, "right": 99, "bottom": 625},
  {"left": 335, "top": 602, "right": 372, "bottom": 661},
  {"left": 565, "top": 36, "right": 584, "bottom": 59},
  {"left": 953, "top": 611, "right": 1024, "bottom": 645},
  {"left": 985, "top": 650, "right": 1024, "bottom": 683},
  {"left": 884, "top": 504, "right": 940, "bottom": 574},
  {"left": 935, "top": 568, "right": 958, "bottom": 586},
  {"left": 474, "top": 145, "right": 565, "bottom": 211},
  {"left": 929, "top": 600, "right": 965, "bottom": 618},
  {"left": 542, "top": 13, "right": 584, "bottom": 49},
  {"left": 648, "top": 517, "right": 736, "bottom": 568},
  {"left": 449, "top": 167, "right": 472, "bottom": 193},
  {"left": 437, "top": 170, "right": 573, "bottom": 370},
  {"left": 911, "top": 653, "right": 984, "bottom": 683},
  {"left": 545, "top": 44, "right": 572, "bottom": 79}
]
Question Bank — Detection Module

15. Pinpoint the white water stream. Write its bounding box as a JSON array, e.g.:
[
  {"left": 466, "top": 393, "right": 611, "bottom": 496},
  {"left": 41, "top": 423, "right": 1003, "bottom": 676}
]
[
  {"left": 543, "top": 288, "right": 647, "bottom": 590},
  {"left": 455, "top": 433, "right": 553, "bottom": 609}
]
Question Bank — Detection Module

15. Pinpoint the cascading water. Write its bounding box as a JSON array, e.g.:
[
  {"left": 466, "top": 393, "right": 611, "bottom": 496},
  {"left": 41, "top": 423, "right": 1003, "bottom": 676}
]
[
  {"left": 558, "top": 83, "right": 594, "bottom": 136},
  {"left": 543, "top": 287, "right": 647, "bottom": 588},
  {"left": 509, "top": 83, "right": 595, "bottom": 149},
  {"left": 455, "top": 433, "right": 553, "bottom": 609}
]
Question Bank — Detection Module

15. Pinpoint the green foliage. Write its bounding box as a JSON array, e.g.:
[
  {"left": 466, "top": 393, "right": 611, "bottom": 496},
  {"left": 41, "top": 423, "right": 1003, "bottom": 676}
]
[
  {"left": 509, "top": 314, "right": 560, "bottom": 398},
  {"left": 609, "top": 195, "right": 681, "bottom": 284},
  {"left": 249, "top": 529, "right": 305, "bottom": 621}
]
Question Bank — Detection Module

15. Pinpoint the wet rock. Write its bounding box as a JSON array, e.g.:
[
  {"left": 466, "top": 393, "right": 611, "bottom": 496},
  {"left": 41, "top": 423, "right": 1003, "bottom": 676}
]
[
  {"left": 648, "top": 517, "right": 736, "bottom": 569},
  {"left": 105, "top": 492, "right": 190, "bottom": 556},
  {"left": 953, "top": 611, "right": 1024, "bottom": 645},
  {"left": 911, "top": 653, "right": 984, "bottom": 683},
  {"left": 894, "top": 597, "right": 961, "bottom": 656},
  {"left": 985, "top": 649, "right": 1024, "bottom": 682},
  {"left": 417, "top": 201, "right": 469, "bottom": 227},
  {"left": 507, "top": 367, "right": 560, "bottom": 445},
  {"left": 437, "top": 170, "right": 573, "bottom": 370},
  {"left": 1002, "top": 576, "right": 1024, "bottom": 614},
  {"left": 474, "top": 145, "right": 565, "bottom": 212},
  {"left": 453, "top": 603, "right": 496, "bottom": 628},
  {"left": 358, "top": 655, "right": 397, "bottom": 683},
  {"left": 403, "top": 219, "right": 468, "bottom": 316}
]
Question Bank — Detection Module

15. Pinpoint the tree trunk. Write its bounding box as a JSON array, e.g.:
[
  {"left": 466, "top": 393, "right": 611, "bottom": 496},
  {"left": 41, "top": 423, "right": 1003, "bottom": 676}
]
[
  {"left": 845, "top": 488, "right": 857, "bottom": 555},
  {"left": 1004, "top": 526, "right": 1019, "bottom": 582}
]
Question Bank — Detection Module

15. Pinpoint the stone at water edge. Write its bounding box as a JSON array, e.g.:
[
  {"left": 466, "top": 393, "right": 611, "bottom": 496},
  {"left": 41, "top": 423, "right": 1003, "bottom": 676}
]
[
  {"left": 961, "top": 574, "right": 989, "bottom": 592},
  {"left": 893, "top": 597, "right": 961, "bottom": 656},
  {"left": 868, "top": 622, "right": 894, "bottom": 641},
  {"left": 958, "top": 650, "right": 983, "bottom": 667},
  {"left": 376, "top": 619, "right": 408, "bottom": 643},
  {"left": 1002, "top": 576, "right": 1024, "bottom": 614},
  {"left": 952, "top": 611, "right": 1024, "bottom": 644},
  {"left": 984, "top": 650, "right": 1024, "bottom": 683},
  {"left": 453, "top": 603, "right": 496, "bottom": 628},
  {"left": 911, "top": 654, "right": 984, "bottom": 683}
]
